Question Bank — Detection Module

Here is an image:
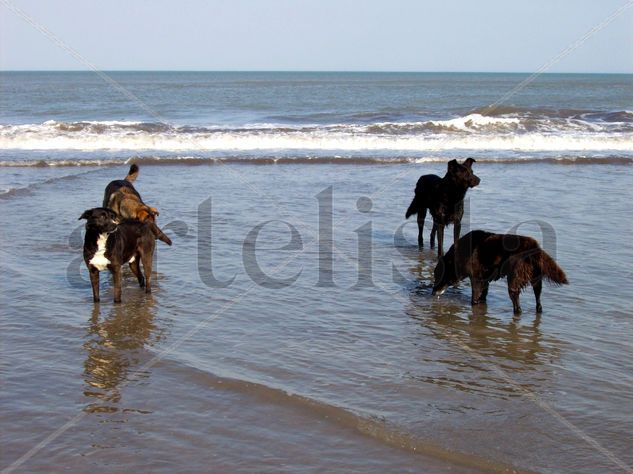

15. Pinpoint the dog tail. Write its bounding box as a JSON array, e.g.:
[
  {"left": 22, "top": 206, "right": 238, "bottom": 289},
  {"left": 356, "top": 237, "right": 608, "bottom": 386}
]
[
  {"left": 125, "top": 164, "right": 139, "bottom": 182},
  {"left": 150, "top": 222, "right": 172, "bottom": 246},
  {"left": 539, "top": 250, "right": 568, "bottom": 285},
  {"left": 405, "top": 194, "right": 422, "bottom": 219}
]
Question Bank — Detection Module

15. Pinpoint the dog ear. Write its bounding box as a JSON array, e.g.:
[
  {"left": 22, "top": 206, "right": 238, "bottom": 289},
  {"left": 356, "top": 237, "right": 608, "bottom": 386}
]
[
  {"left": 447, "top": 159, "right": 459, "bottom": 170},
  {"left": 79, "top": 209, "right": 93, "bottom": 220},
  {"left": 463, "top": 157, "right": 476, "bottom": 168},
  {"left": 105, "top": 208, "right": 120, "bottom": 223}
]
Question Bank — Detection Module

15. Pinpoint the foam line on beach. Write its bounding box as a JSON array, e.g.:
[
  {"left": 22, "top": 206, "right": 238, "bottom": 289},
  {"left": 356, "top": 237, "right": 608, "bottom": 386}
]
[
  {"left": 153, "top": 356, "right": 537, "bottom": 474},
  {"left": 0, "top": 155, "right": 631, "bottom": 169}
]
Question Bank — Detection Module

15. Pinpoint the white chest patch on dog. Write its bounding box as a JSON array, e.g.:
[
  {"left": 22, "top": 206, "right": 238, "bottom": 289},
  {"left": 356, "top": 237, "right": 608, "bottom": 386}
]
[{"left": 89, "top": 233, "right": 111, "bottom": 271}]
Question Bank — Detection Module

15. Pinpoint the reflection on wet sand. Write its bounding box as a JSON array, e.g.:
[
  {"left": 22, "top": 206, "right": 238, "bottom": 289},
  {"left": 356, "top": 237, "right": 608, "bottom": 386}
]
[
  {"left": 404, "top": 250, "right": 563, "bottom": 399},
  {"left": 83, "top": 293, "right": 165, "bottom": 414}
]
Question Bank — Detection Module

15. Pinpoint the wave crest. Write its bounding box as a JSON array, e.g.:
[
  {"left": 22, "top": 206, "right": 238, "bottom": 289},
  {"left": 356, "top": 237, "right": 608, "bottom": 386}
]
[{"left": 1, "top": 112, "right": 631, "bottom": 154}]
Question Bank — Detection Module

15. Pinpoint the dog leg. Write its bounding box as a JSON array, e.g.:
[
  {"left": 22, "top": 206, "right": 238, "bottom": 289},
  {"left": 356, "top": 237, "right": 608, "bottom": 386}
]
[
  {"left": 453, "top": 221, "right": 461, "bottom": 251},
  {"left": 129, "top": 257, "right": 145, "bottom": 288},
  {"left": 417, "top": 209, "right": 426, "bottom": 248},
  {"left": 141, "top": 252, "right": 153, "bottom": 294},
  {"left": 112, "top": 266, "right": 123, "bottom": 303},
  {"left": 507, "top": 279, "right": 522, "bottom": 314},
  {"left": 436, "top": 224, "right": 445, "bottom": 257},
  {"left": 430, "top": 223, "right": 437, "bottom": 249},
  {"left": 532, "top": 279, "right": 543, "bottom": 313},
  {"left": 480, "top": 282, "right": 489, "bottom": 303},
  {"left": 470, "top": 277, "right": 485, "bottom": 305},
  {"left": 89, "top": 267, "right": 100, "bottom": 303}
]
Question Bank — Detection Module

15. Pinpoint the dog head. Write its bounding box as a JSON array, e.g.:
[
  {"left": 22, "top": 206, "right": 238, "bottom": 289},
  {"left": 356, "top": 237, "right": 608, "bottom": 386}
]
[
  {"left": 79, "top": 208, "right": 119, "bottom": 233},
  {"left": 447, "top": 158, "right": 480, "bottom": 188},
  {"left": 432, "top": 251, "right": 458, "bottom": 297}
]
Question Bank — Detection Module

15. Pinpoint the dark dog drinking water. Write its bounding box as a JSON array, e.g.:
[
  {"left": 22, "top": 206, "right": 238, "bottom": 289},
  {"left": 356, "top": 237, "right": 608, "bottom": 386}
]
[{"left": 432, "top": 230, "right": 568, "bottom": 314}]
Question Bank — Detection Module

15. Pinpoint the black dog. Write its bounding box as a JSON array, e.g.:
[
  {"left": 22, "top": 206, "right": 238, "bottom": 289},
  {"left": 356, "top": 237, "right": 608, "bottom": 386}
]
[
  {"left": 79, "top": 207, "right": 156, "bottom": 303},
  {"left": 405, "top": 158, "right": 480, "bottom": 256},
  {"left": 432, "top": 230, "right": 568, "bottom": 314}
]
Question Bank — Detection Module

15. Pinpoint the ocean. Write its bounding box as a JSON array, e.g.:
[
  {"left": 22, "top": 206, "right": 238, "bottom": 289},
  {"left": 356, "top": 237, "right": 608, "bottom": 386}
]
[{"left": 1, "top": 71, "right": 632, "bottom": 473}]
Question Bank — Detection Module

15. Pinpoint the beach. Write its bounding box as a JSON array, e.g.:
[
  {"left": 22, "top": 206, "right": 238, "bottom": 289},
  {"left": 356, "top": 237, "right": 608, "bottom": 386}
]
[{"left": 1, "top": 72, "right": 633, "bottom": 473}]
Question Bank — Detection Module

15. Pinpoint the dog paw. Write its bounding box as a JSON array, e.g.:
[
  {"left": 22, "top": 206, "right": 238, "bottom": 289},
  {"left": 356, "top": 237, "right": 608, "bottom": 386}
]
[{"left": 536, "top": 304, "right": 543, "bottom": 313}]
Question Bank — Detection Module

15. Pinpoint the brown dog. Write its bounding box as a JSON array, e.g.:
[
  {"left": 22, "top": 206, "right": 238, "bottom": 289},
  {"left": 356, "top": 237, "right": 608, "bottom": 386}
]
[
  {"left": 108, "top": 186, "right": 159, "bottom": 223},
  {"left": 104, "top": 165, "right": 172, "bottom": 246},
  {"left": 432, "top": 230, "right": 568, "bottom": 314},
  {"left": 103, "top": 163, "right": 141, "bottom": 205}
]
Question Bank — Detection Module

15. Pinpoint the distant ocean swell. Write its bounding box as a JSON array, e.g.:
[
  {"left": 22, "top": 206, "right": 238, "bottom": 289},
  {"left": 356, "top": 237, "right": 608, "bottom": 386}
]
[{"left": 1, "top": 110, "right": 632, "bottom": 154}]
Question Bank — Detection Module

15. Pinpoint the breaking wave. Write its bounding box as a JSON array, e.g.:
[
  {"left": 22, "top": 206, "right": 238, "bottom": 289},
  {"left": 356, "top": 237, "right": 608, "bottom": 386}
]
[{"left": 1, "top": 110, "right": 631, "bottom": 155}]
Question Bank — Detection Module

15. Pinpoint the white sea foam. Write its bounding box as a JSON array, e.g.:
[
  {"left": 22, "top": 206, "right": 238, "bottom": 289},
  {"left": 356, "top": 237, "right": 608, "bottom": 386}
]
[
  {"left": 429, "top": 114, "right": 521, "bottom": 130},
  {"left": 1, "top": 119, "right": 631, "bottom": 153}
]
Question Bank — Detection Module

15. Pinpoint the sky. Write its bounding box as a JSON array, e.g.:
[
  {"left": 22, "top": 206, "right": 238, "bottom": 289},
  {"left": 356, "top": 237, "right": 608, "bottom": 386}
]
[{"left": 1, "top": 0, "right": 632, "bottom": 73}]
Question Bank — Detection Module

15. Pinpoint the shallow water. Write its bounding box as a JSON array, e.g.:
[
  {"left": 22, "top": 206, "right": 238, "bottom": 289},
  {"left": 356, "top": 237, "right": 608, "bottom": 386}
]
[{"left": 2, "top": 161, "right": 632, "bottom": 473}]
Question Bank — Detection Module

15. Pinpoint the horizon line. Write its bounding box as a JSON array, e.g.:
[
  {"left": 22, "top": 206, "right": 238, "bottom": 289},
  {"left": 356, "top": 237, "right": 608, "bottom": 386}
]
[{"left": 2, "top": 69, "right": 632, "bottom": 75}]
